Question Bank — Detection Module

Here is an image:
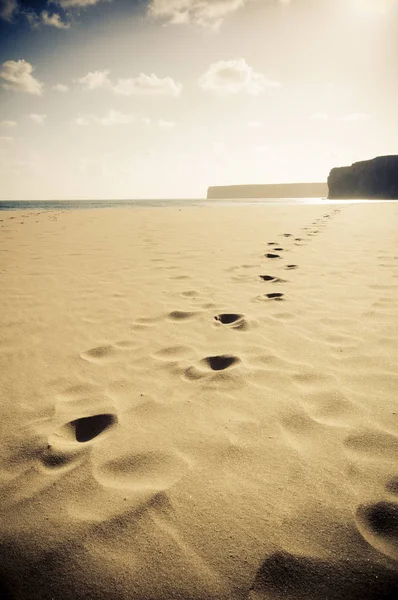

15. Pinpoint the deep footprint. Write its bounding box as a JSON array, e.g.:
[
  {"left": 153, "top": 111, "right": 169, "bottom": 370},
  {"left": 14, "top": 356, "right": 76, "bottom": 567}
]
[
  {"left": 203, "top": 355, "right": 240, "bottom": 371},
  {"left": 265, "top": 293, "right": 284, "bottom": 300},
  {"left": 265, "top": 253, "right": 281, "bottom": 259},
  {"left": 57, "top": 413, "right": 117, "bottom": 443},
  {"left": 214, "top": 313, "right": 243, "bottom": 325}
]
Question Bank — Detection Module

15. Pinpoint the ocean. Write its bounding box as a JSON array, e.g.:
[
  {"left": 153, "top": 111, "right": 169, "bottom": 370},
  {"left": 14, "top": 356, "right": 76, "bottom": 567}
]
[{"left": 0, "top": 198, "right": 384, "bottom": 212}]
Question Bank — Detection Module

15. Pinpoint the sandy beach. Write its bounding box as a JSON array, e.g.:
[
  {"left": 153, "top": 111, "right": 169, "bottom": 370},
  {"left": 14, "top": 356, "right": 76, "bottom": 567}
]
[{"left": 0, "top": 201, "right": 398, "bottom": 599}]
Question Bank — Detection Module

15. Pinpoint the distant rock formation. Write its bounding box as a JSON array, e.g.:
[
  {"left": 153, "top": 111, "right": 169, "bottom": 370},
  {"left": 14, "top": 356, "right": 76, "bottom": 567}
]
[
  {"left": 207, "top": 182, "right": 327, "bottom": 200},
  {"left": 328, "top": 155, "right": 398, "bottom": 199}
]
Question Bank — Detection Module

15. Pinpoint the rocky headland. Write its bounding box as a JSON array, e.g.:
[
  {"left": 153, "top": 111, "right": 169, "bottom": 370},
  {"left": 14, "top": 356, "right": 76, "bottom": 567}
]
[{"left": 328, "top": 155, "right": 398, "bottom": 199}]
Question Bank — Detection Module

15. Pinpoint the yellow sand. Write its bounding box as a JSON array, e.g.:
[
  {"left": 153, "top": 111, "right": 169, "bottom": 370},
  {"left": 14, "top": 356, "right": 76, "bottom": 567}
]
[{"left": 0, "top": 202, "right": 397, "bottom": 599}]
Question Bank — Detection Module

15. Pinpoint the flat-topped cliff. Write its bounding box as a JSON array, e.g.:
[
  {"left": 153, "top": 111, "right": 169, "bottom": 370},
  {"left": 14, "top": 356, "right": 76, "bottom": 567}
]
[
  {"left": 328, "top": 155, "right": 398, "bottom": 199},
  {"left": 207, "top": 182, "right": 327, "bottom": 199}
]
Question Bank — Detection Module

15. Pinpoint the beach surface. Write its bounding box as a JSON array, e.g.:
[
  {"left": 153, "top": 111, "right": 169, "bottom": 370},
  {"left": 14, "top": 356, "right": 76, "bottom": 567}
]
[{"left": 1, "top": 202, "right": 398, "bottom": 599}]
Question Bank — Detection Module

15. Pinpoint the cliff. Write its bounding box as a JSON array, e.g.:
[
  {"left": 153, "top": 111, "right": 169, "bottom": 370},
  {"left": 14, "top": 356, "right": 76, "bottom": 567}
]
[
  {"left": 207, "top": 182, "right": 327, "bottom": 200},
  {"left": 328, "top": 155, "right": 398, "bottom": 199}
]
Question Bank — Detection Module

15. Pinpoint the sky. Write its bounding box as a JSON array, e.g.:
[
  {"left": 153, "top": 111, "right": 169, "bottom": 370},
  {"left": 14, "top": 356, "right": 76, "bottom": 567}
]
[{"left": 0, "top": 0, "right": 397, "bottom": 199}]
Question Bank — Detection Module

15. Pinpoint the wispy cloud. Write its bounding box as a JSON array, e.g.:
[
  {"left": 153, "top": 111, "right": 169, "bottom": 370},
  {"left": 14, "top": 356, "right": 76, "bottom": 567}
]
[
  {"left": 29, "top": 113, "right": 47, "bottom": 124},
  {"left": 76, "top": 69, "right": 111, "bottom": 90},
  {"left": 52, "top": 83, "right": 69, "bottom": 92},
  {"left": 199, "top": 58, "right": 280, "bottom": 95},
  {"left": 41, "top": 11, "right": 70, "bottom": 29},
  {"left": 149, "top": 0, "right": 250, "bottom": 29},
  {"left": 0, "top": 120, "right": 17, "bottom": 128},
  {"left": 113, "top": 73, "right": 182, "bottom": 96},
  {"left": 0, "top": 0, "right": 18, "bottom": 22},
  {"left": 0, "top": 60, "right": 44, "bottom": 95},
  {"left": 77, "top": 70, "right": 182, "bottom": 96}
]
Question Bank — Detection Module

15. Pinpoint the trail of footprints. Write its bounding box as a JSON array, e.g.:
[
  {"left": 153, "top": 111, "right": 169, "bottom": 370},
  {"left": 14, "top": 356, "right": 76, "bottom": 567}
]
[
  {"left": 39, "top": 205, "right": 398, "bottom": 592},
  {"left": 64, "top": 208, "right": 343, "bottom": 458}
]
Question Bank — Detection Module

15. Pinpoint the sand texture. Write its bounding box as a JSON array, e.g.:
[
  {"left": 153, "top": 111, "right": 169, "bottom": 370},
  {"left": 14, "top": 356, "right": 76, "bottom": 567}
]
[{"left": 0, "top": 202, "right": 398, "bottom": 599}]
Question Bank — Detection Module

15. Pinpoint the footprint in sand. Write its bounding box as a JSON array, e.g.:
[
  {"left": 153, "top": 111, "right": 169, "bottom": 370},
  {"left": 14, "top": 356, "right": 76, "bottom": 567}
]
[
  {"left": 184, "top": 354, "right": 241, "bottom": 380},
  {"left": 265, "top": 253, "right": 281, "bottom": 259},
  {"left": 283, "top": 233, "right": 293, "bottom": 238},
  {"left": 132, "top": 316, "right": 162, "bottom": 329},
  {"left": 167, "top": 310, "right": 200, "bottom": 322},
  {"left": 202, "top": 354, "right": 240, "bottom": 371},
  {"left": 344, "top": 430, "right": 398, "bottom": 463},
  {"left": 356, "top": 501, "right": 398, "bottom": 560},
  {"left": 284, "top": 264, "right": 298, "bottom": 270},
  {"left": 181, "top": 290, "right": 199, "bottom": 298},
  {"left": 42, "top": 410, "right": 117, "bottom": 472},
  {"left": 80, "top": 341, "right": 134, "bottom": 364},
  {"left": 95, "top": 450, "right": 190, "bottom": 492},
  {"left": 264, "top": 293, "right": 284, "bottom": 301},
  {"left": 249, "top": 551, "right": 398, "bottom": 600},
  {"left": 80, "top": 345, "right": 120, "bottom": 364},
  {"left": 214, "top": 313, "right": 249, "bottom": 331},
  {"left": 50, "top": 413, "right": 117, "bottom": 445}
]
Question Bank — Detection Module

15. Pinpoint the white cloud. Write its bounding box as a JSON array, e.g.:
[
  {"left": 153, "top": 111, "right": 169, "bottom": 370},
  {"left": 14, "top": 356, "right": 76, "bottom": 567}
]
[
  {"left": 41, "top": 11, "right": 70, "bottom": 28},
  {"left": 52, "top": 83, "right": 69, "bottom": 92},
  {"left": 198, "top": 58, "right": 279, "bottom": 95},
  {"left": 76, "top": 69, "right": 111, "bottom": 90},
  {"left": 0, "top": 60, "right": 44, "bottom": 95},
  {"left": 29, "top": 113, "right": 47, "bottom": 124},
  {"left": 149, "top": 0, "right": 250, "bottom": 29},
  {"left": 0, "top": 136, "right": 14, "bottom": 143},
  {"left": 113, "top": 73, "right": 182, "bottom": 96},
  {"left": 0, "top": 120, "right": 17, "bottom": 128},
  {"left": 77, "top": 70, "right": 182, "bottom": 96},
  {"left": 0, "top": 0, "right": 18, "bottom": 22},
  {"left": 158, "top": 119, "right": 176, "bottom": 128}
]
